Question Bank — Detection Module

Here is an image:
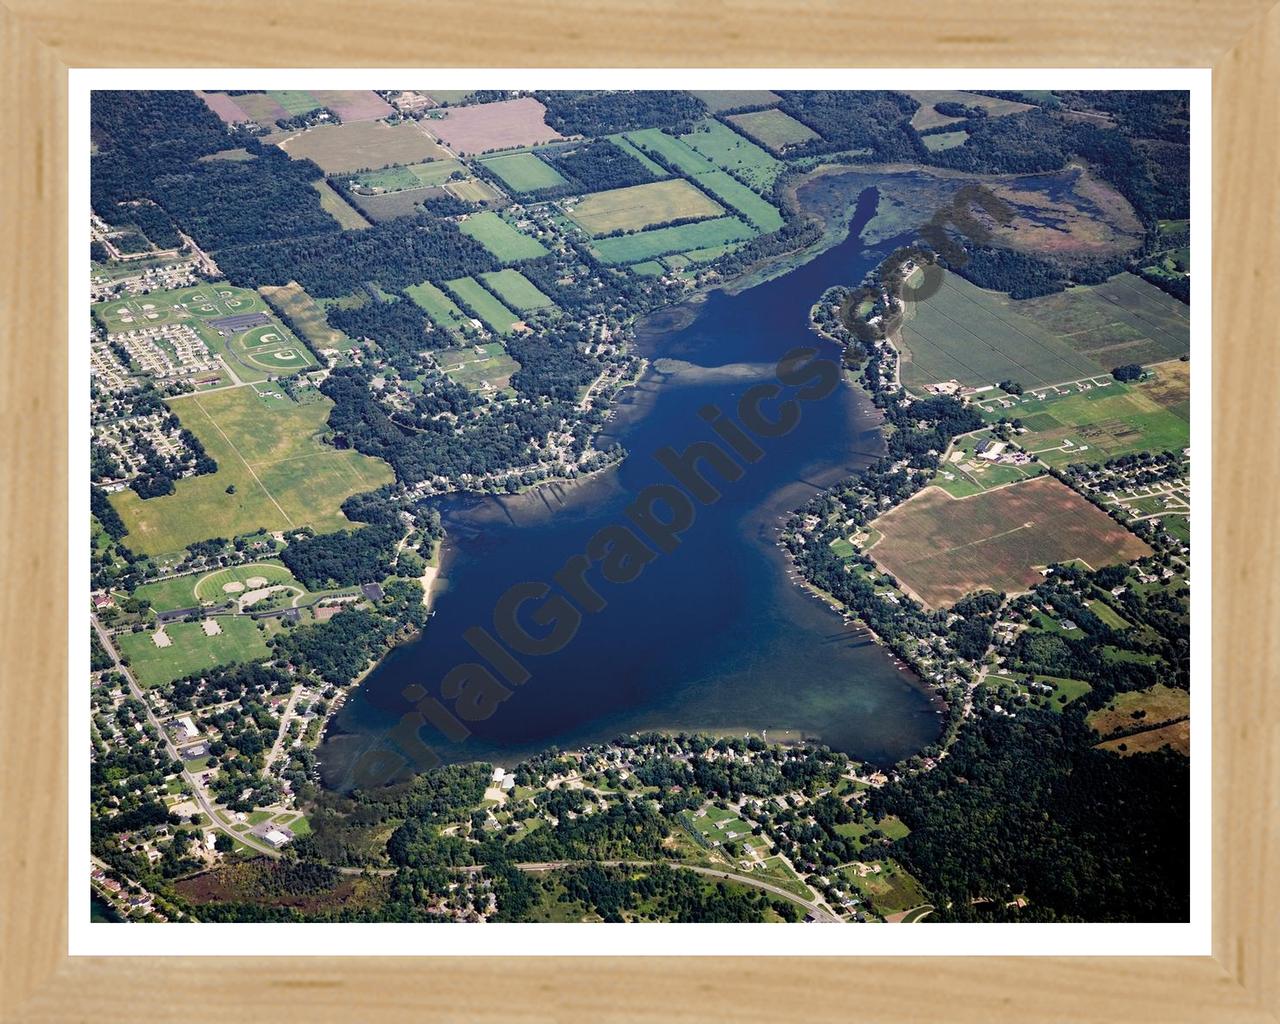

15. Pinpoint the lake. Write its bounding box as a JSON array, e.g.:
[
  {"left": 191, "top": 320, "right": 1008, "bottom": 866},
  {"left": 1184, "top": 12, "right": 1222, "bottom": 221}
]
[{"left": 318, "top": 183, "right": 943, "bottom": 788}]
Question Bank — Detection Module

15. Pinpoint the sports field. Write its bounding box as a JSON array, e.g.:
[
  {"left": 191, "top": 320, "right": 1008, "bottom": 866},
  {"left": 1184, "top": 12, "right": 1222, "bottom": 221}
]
[
  {"left": 567, "top": 179, "right": 724, "bottom": 235},
  {"left": 982, "top": 361, "right": 1190, "bottom": 467},
  {"left": 429, "top": 97, "right": 562, "bottom": 155},
  {"left": 435, "top": 342, "right": 521, "bottom": 392},
  {"left": 479, "top": 152, "right": 568, "bottom": 193},
  {"left": 725, "top": 108, "right": 820, "bottom": 152},
  {"left": 133, "top": 559, "right": 305, "bottom": 612},
  {"left": 897, "top": 272, "right": 1110, "bottom": 392},
  {"left": 680, "top": 118, "right": 784, "bottom": 190},
  {"left": 110, "top": 386, "right": 394, "bottom": 556},
  {"left": 479, "top": 269, "right": 553, "bottom": 312},
  {"left": 259, "top": 282, "right": 357, "bottom": 352},
  {"left": 689, "top": 90, "right": 780, "bottom": 113},
  {"left": 458, "top": 211, "right": 548, "bottom": 262},
  {"left": 589, "top": 216, "right": 756, "bottom": 265},
  {"left": 444, "top": 277, "right": 521, "bottom": 334},
  {"left": 276, "top": 120, "right": 450, "bottom": 175},
  {"left": 117, "top": 616, "right": 270, "bottom": 688},
  {"left": 350, "top": 158, "right": 466, "bottom": 193},
  {"left": 405, "top": 280, "right": 470, "bottom": 331},
  {"left": 868, "top": 475, "right": 1153, "bottom": 609}
]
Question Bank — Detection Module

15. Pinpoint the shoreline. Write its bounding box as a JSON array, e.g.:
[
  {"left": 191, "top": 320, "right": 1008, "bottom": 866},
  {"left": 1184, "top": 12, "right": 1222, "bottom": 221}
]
[{"left": 315, "top": 172, "right": 933, "bottom": 782}]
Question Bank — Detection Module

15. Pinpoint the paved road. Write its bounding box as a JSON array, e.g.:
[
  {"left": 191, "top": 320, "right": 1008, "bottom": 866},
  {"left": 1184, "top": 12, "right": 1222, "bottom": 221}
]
[{"left": 91, "top": 616, "right": 281, "bottom": 859}]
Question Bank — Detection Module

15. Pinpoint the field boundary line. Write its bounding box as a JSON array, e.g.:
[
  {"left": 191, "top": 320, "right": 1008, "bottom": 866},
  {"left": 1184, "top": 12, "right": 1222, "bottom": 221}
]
[{"left": 190, "top": 395, "right": 296, "bottom": 529}]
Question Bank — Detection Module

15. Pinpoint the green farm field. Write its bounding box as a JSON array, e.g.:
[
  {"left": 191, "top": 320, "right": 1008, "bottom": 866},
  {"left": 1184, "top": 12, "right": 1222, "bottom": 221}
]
[
  {"left": 620, "top": 130, "right": 784, "bottom": 232},
  {"left": 458, "top": 211, "right": 548, "bottom": 262},
  {"left": 567, "top": 178, "right": 724, "bottom": 235},
  {"left": 725, "top": 108, "right": 820, "bottom": 152},
  {"left": 405, "top": 280, "right": 470, "bottom": 331},
  {"left": 110, "top": 386, "right": 393, "bottom": 556},
  {"left": 444, "top": 277, "right": 520, "bottom": 334},
  {"left": 680, "top": 118, "right": 784, "bottom": 190},
  {"left": 589, "top": 217, "right": 755, "bottom": 265},
  {"left": 479, "top": 152, "right": 568, "bottom": 192},
  {"left": 897, "top": 272, "right": 1108, "bottom": 391},
  {"left": 479, "top": 269, "right": 553, "bottom": 312},
  {"left": 869, "top": 475, "right": 1153, "bottom": 609},
  {"left": 986, "top": 360, "right": 1190, "bottom": 467},
  {"left": 275, "top": 120, "right": 450, "bottom": 175},
  {"left": 117, "top": 616, "right": 270, "bottom": 688},
  {"left": 259, "top": 282, "right": 357, "bottom": 352}
]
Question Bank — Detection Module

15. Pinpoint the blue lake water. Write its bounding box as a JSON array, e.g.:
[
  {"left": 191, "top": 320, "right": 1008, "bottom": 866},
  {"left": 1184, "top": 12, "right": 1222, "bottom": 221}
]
[{"left": 318, "top": 185, "right": 943, "bottom": 788}]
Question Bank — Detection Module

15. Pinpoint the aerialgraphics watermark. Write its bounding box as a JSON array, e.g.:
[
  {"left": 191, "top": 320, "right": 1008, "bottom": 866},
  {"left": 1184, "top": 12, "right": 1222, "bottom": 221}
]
[{"left": 347, "top": 183, "right": 1015, "bottom": 790}]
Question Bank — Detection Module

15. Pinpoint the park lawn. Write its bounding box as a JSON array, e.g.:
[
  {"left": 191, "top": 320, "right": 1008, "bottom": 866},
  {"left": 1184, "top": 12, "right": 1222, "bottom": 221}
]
[
  {"left": 725, "top": 108, "right": 820, "bottom": 152},
  {"left": 127, "top": 573, "right": 206, "bottom": 613},
  {"left": 259, "top": 281, "right": 358, "bottom": 352},
  {"left": 478, "top": 269, "right": 554, "bottom": 312},
  {"left": 117, "top": 615, "right": 270, "bottom": 688},
  {"left": 247, "top": 810, "right": 274, "bottom": 825},
  {"left": 567, "top": 178, "right": 724, "bottom": 235},
  {"left": 479, "top": 152, "right": 568, "bottom": 192},
  {"left": 458, "top": 211, "right": 547, "bottom": 262},
  {"left": 444, "top": 277, "right": 521, "bottom": 335},
  {"left": 589, "top": 217, "right": 756, "bottom": 265},
  {"left": 829, "top": 538, "right": 856, "bottom": 559},
  {"left": 110, "top": 386, "right": 393, "bottom": 557},
  {"left": 405, "top": 280, "right": 470, "bottom": 331},
  {"left": 286, "top": 815, "right": 312, "bottom": 837}
]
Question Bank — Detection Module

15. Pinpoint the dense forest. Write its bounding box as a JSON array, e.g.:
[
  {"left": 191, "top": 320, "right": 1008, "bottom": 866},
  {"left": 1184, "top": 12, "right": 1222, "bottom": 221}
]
[
  {"left": 278, "top": 524, "right": 402, "bottom": 590},
  {"left": 872, "top": 709, "right": 1189, "bottom": 921},
  {"left": 548, "top": 138, "right": 658, "bottom": 192},
  {"left": 535, "top": 90, "right": 707, "bottom": 135}
]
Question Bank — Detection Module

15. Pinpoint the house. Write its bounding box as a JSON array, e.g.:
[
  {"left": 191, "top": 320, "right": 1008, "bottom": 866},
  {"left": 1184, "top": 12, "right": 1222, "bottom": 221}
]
[
  {"left": 261, "top": 828, "right": 292, "bottom": 849},
  {"left": 92, "top": 592, "right": 114, "bottom": 609},
  {"left": 975, "top": 440, "right": 1006, "bottom": 460}
]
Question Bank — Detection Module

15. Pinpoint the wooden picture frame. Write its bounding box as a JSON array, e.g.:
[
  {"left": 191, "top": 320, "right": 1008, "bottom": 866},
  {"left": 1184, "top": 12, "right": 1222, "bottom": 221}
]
[{"left": 2, "top": 2, "right": 1276, "bottom": 1019}]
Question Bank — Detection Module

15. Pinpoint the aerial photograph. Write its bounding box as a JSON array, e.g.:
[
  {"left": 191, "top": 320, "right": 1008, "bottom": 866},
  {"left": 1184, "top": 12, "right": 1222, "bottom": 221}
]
[{"left": 88, "top": 87, "right": 1192, "bottom": 926}]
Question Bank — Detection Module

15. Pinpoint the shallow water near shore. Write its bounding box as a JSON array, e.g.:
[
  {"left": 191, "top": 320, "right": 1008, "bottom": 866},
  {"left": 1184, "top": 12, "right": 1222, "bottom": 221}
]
[{"left": 318, "top": 184, "right": 943, "bottom": 788}]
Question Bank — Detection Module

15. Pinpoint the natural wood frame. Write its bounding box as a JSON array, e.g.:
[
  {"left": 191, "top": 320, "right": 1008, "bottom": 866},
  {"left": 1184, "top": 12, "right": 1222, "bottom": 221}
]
[{"left": 2, "top": 2, "right": 1277, "bottom": 1019}]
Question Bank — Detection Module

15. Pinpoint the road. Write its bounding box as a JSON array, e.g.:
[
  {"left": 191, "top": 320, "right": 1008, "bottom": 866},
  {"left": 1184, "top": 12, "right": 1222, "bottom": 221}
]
[
  {"left": 91, "top": 615, "right": 281, "bottom": 859},
  {"left": 513, "top": 860, "right": 841, "bottom": 922}
]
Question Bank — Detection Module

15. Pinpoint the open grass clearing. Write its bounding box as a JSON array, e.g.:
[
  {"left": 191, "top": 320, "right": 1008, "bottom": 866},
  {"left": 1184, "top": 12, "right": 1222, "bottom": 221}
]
[
  {"left": 478, "top": 269, "right": 553, "bottom": 312},
  {"left": 110, "top": 386, "right": 393, "bottom": 557}
]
